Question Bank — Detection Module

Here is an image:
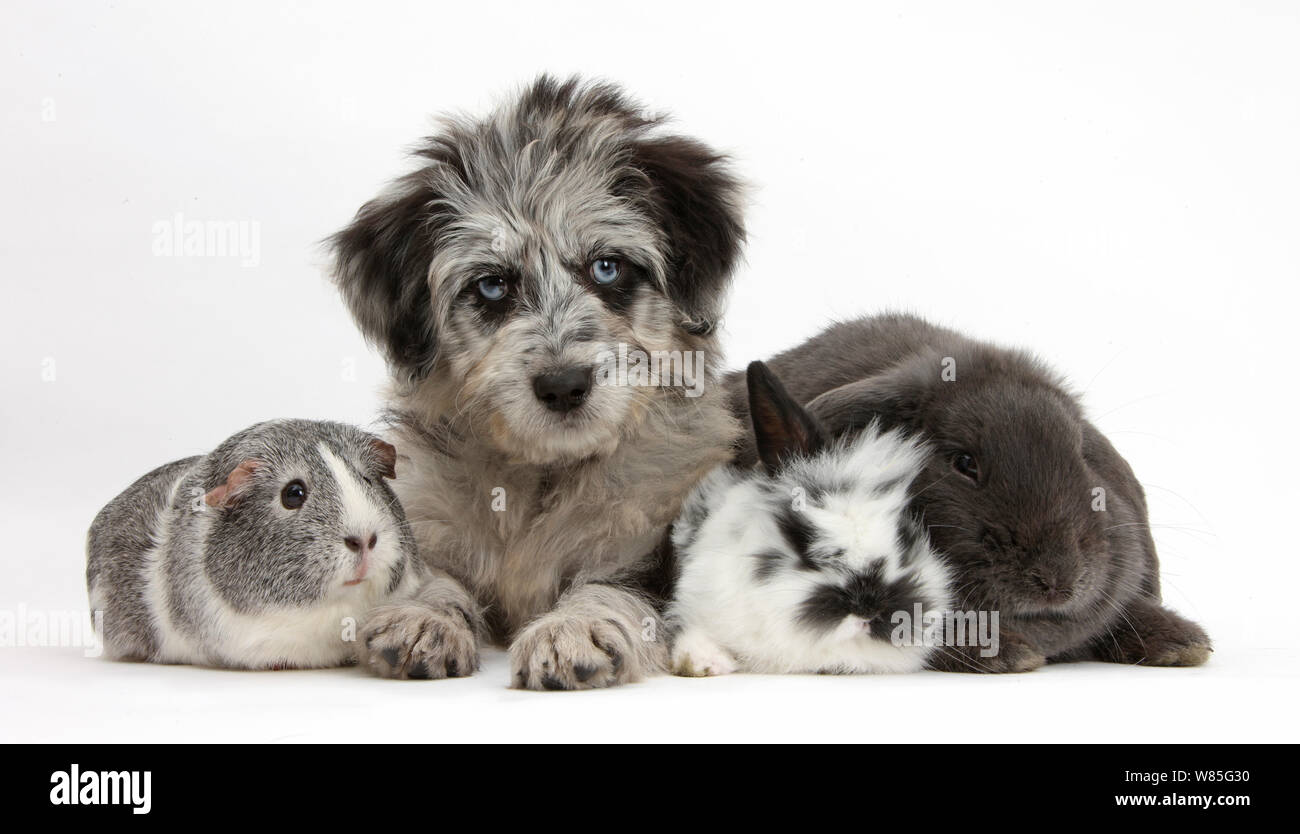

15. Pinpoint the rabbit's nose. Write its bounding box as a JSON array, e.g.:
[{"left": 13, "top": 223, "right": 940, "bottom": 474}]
[
  {"left": 344, "top": 533, "right": 379, "bottom": 553},
  {"left": 1030, "top": 570, "right": 1074, "bottom": 601}
]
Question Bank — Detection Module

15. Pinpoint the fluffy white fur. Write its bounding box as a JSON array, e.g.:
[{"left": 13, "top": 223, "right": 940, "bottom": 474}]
[{"left": 668, "top": 427, "right": 952, "bottom": 675}]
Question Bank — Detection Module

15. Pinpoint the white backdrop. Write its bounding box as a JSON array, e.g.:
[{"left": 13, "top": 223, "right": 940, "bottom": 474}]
[{"left": 2, "top": 0, "right": 1297, "bottom": 742}]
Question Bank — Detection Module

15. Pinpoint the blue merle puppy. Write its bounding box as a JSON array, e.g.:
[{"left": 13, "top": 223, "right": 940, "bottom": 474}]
[{"left": 329, "top": 76, "right": 747, "bottom": 689}]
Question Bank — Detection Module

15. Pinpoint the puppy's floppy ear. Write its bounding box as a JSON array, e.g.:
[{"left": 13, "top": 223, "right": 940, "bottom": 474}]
[
  {"left": 328, "top": 171, "right": 446, "bottom": 384},
  {"left": 807, "top": 354, "right": 935, "bottom": 437},
  {"left": 747, "top": 361, "right": 825, "bottom": 475},
  {"left": 630, "top": 135, "right": 745, "bottom": 336}
]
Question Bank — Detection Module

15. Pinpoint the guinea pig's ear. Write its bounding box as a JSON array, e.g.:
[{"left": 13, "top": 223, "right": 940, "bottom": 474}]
[
  {"left": 369, "top": 438, "right": 398, "bottom": 480},
  {"left": 628, "top": 135, "right": 745, "bottom": 336},
  {"left": 747, "top": 361, "right": 825, "bottom": 475},
  {"left": 328, "top": 168, "right": 449, "bottom": 385},
  {"left": 204, "top": 460, "right": 263, "bottom": 509}
]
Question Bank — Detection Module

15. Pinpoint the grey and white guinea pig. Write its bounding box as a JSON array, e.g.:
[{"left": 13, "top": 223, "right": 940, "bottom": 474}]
[
  {"left": 86, "top": 419, "right": 424, "bottom": 669},
  {"left": 726, "top": 313, "right": 1212, "bottom": 672},
  {"left": 666, "top": 361, "right": 952, "bottom": 676}
]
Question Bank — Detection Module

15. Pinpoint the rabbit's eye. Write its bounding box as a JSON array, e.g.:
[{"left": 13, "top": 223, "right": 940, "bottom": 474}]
[
  {"left": 280, "top": 480, "right": 308, "bottom": 510},
  {"left": 953, "top": 453, "right": 980, "bottom": 483}
]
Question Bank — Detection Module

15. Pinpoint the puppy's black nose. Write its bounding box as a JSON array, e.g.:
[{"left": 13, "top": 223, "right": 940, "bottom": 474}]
[{"left": 533, "top": 366, "right": 593, "bottom": 412}]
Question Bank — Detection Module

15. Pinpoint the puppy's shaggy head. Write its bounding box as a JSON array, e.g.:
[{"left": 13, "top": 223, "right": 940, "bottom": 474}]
[{"left": 330, "top": 76, "right": 745, "bottom": 464}]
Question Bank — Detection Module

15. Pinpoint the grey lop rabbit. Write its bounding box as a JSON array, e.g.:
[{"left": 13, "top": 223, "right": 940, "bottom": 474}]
[
  {"left": 727, "top": 313, "right": 1212, "bottom": 673},
  {"left": 87, "top": 419, "right": 484, "bottom": 674}
]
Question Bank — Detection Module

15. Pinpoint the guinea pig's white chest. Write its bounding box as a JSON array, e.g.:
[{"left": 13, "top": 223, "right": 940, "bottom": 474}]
[{"left": 206, "top": 595, "right": 378, "bottom": 669}]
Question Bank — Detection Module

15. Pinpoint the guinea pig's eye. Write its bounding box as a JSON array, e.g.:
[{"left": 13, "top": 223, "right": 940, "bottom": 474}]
[
  {"left": 952, "top": 453, "right": 980, "bottom": 483},
  {"left": 588, "top": 257, "right": 621, "bottom": 285},
  {"left": 280, "top": 480, "right": 307, "bottom": 510},
  {"left": 476, "top": 275, "right": 508, "bottom": 302}
]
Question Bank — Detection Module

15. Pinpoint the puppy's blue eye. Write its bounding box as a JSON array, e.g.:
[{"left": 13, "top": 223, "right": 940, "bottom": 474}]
[
  {"left": 477, "top": 276, "right": 508, "bottom": 301},
  {"left": 589, "top": 258, "right": 621, "bottom": 285}
]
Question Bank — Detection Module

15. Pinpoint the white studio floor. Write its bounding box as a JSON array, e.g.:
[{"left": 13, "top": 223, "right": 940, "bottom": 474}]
[
  {"left": 4, "top": 642, "right": 1295, "bottom": 744},
  {"left": 5, "top": 2, "right": 1300, "bottom": 745}
]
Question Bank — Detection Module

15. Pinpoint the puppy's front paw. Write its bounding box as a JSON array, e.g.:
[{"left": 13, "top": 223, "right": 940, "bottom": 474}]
[
  {"left": 670, "top": 630, "right": 737, "bottom": 677},
  {"left": 510, "top": 616, "right": 638, "bottom": 691},
  {"left": 358, "top": 603, "right": 479, "bottom": 680}
]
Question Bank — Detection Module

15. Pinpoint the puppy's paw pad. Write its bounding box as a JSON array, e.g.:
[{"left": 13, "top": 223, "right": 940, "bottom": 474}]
[
  {"left": 510, "top": 616, "right": 636, "bottom": 691},
  {"left": 358, "top": 603, "right": 479, "bottom": 680}
]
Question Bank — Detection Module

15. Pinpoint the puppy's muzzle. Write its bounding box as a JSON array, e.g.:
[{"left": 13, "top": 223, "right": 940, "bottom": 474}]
[{"left": 533, "top": 366, "right": 594, "bottom": 413}]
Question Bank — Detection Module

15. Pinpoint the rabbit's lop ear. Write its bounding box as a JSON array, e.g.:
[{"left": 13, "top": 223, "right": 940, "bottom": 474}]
[
  {"left": 808, "top": 354, "right": 934, "bottom": 436},
  {"left": 205, "top": 460, "right": 263, "bottom": 508},
  {"left": 747, "top": 361, "right": 825, "bottom": 475}
]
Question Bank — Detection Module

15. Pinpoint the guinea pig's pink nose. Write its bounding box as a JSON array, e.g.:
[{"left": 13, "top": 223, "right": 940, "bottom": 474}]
[
  {"left": 342, "top": 533, "right": 379, "bottom": 586},
  {"left": 344, "top": 533, "right": 379, "bottom": 553}
]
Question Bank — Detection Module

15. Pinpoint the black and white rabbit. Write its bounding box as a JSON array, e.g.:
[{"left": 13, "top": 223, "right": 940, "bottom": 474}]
[
  {"left": 667, "top": 362, "right": 952, "bottom": 676},
  {"left": 86, "top": 419, "right": 482, "bottom": 673},
  {"left": 727, "top": 313, "right": 1213, "bottom": 673}
]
